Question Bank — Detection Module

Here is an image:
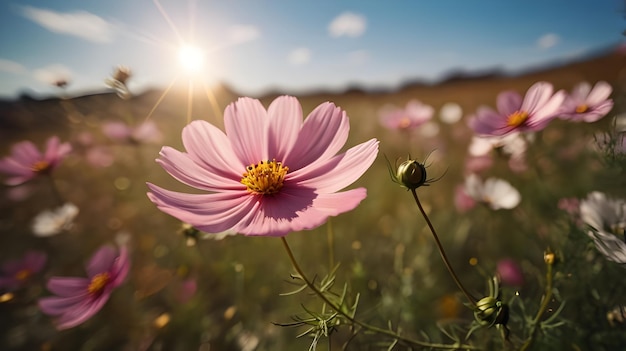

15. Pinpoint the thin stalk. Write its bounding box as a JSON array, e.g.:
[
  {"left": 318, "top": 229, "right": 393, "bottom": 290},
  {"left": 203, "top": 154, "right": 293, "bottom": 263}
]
[
  {"left": 410, "top": 189, "right": 477, "bottom": 306},
  {"left": 281, "top": 237, "right": 482, "bottom": 350},
  {"left": 519, "top": 260, "right": 554, "bottom": 351}
]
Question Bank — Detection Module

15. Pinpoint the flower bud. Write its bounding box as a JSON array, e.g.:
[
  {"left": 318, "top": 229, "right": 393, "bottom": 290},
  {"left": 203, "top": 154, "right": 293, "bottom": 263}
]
[
  {"left": 474, "top": 296, "right": 509, "bottom": 326},
  {"left": 544, "top": 251, "right": 556, "bottom": 265},
  {"left": 112, "top": 66, "right": 132, "bottom": 84},
  {"left": 396, "top": 160, "right": 427, "bottom": 189}
]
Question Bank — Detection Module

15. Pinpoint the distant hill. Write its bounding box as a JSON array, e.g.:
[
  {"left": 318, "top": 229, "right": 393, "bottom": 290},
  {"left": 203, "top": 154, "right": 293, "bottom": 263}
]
[{"left": 0, "top": 46, "right": 623, "bottom": 143}]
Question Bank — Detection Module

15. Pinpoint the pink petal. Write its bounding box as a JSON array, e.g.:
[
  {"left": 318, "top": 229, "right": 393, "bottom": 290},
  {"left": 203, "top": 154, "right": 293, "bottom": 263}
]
[
  {"left": 47, "top": 277, "right": 89, "bottom": 296},
  {"left": 582, "top": 100, "right": 614, "bottom": 123},
  {"left": 288, "top": 139, "right": 379, "bottom": 193},
  {"left": 86, "top": 246, "right": 117, "bottom": 278},
  {"left": 267, "top": 96, "right": 303, "bottom": 160},
  {"left": 43, "top": 136, "right": 61, "bottom": 161},
  {"left": 496, "top": 91, "right": 522, "bottom": 116},
  {"left": 183, "top": 121, "right": 246, "bottom": 179},
  {"left": 181, "top": 120, "right": 245, "bottom": 177},
  {"left": 521, "top": 82, "right": 554, "bottom": 114},
  {"left": 157, "top": 146, "right": 242, "bottom": 191},
  {"left": 571, "top": 81, "right": 591, "bottom": 99},
  {"left": 233, "top": 186, "right": 317, "bottom": 236},
  {"left": 235, "top": 188, "right": 367, "bottom": 236},
  {"left": 147, "top": 184, "right": 255, "bottom": 233},
  {"left": 283, "top": 102, "right": 349, "bottom": 170},
  {"left": 468, "top": 107, "right": 510, "bottom": 136},
  {"left": 110, "top": 246, "right": 130, "bottom": 287},
  {"left": 12, "top": 141, "right": 40, "bottom": 162},
  {"left": 24, "top": 251, "right": 47, "bottom": 272},
  {"left": 527, "top": 90, "right": 566, "bottom": 126},
  {"left": 586, "top": 81, "right": 612, "bottom": 107},
  {"left": 39, "top": 294, "right": 87, "bottom": 315},
  {"left": 0, "top": 157, "right": 33, "bottom": 177},
  {"left": 55, "top": 292, "right": 111, "bottom": 330},
  {"left": 223, "top": 97, "right": 269, "bottom": 165}
]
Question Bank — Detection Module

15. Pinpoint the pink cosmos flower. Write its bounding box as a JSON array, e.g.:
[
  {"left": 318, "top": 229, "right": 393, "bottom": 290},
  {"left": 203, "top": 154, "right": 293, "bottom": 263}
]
[
  {"left": 496, "top": 258, "right": 524, "bottom": 287},
  {"left": 0, "top": 136, "right": 72, "bottom": 186},
  {"left": 558, "top": 81, "right": 614, "bottom": 122},
  {"left": 38, "top": 245, "right": 129, "bottom": 330},
  {"left": 468, "top": 82, "right": 566, "bottom": 136},
  {"left": 379, "top": 99, "right": 434, "bottom": 131},
  {"left": 102, "top": 120, "right": 163, "bottom": 144},
  {"left": 147, "top": 96, "right": 379, "bottom": 237},
  {"left": 0, "top": 251, "right": 47, "bottom": 291}
]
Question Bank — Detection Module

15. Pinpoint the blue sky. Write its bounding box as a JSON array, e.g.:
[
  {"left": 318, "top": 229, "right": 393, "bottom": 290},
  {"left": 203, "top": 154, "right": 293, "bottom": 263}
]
[{"left": 0, "top": 0, "right": 623, "bottom": 98}]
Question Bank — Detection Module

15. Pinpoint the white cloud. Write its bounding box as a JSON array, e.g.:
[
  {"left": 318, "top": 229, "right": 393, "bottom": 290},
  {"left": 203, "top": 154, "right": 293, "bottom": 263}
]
[
  {"left": 0, "top": 59, "right": 27, "bottom": 74},
  {"left": 328, "top": 12, "right": 366, "bottom": 38},
  {"left": 21, "top": 6, "right": 115, "bottom": 43},
  {"left": 33, "top": 64, "right": 73, "bottom": 85},
  {"left": 288, "top": 48, "right": 311, "bottom": 65},
  {"left": 228, "top": 25, "right": 261, "bottom": 44},
  {"left": 537, "top": 33, "right": 559, "bottom": 49}
]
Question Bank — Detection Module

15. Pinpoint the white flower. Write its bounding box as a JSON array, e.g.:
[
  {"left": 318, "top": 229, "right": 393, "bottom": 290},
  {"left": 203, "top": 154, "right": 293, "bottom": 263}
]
[
  {"left": 32, "top": 203, "right": 79, "bottom": 237},
  {"left": 439, "top": 102, "right": 463, "bottom": 124},
  {"left": 464, "top": 174, "right": 521, "bottom": 210},
  {"left": 579, "top": 192, "right": 626, "bottom": 265}
]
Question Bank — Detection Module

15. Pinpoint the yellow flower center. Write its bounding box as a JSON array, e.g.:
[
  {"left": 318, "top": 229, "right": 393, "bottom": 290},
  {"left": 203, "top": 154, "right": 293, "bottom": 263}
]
[
  {"left": 31, "top": 160, "right": 50, "bottom": 173},
  {"left": 87, "top": 272, "right": 111, "bottom": 295},
  {"left": 575, "top": 104, "right": 589, "bottom": 114},
  {"left": 506, "top": 110, "right": 529, "bottom": 128},
  {"left": 14, "top": 269, "right": 31, "bottom": 281},
  {"left": 398, "top": 117, "right": 411, "bottom": 129},
  {"left": 240, "top": 159, "right": 288, "bottom": 195}
]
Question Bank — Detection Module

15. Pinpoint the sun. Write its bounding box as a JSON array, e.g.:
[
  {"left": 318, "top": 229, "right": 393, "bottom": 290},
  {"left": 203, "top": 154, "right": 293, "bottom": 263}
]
[{"left": 177, "top": 44, "right": 205, "bottom": 73}]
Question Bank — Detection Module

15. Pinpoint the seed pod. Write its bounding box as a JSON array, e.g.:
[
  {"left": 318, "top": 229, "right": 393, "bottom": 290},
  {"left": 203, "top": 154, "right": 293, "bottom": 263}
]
[{"left": 396, "top": 160, "right": 427, "bottom": 190}]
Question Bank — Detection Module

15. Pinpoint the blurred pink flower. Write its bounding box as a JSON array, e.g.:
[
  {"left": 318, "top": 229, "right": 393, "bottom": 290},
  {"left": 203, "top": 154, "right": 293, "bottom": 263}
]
[
  {"left": 379, "top": 99, "right": 434, "bottom": 131},
  {"left": 496, "top": 258, "right": 524, "bottom": 286},
  {"left": 464, "top": 174, "right": 521, "bottom": 210},
  {"left": 0, "top": 251, "right": 47, "bottom": 291},
  {"left": 454, "top": 185, "right": 476, "bottom": 213},
  {"left": 464, "top": 155, "right": 493, "bottom": 174},
  {"left": 103, "top": 121, "right": 163, "bottom": 144},
  {"left": 468, "top": 82, "right": 565, "bottom": 136},
  {"left": 148, "top": 96, "right": 379, "bottom": 237},
  {"left": 175, "top": 277, "right": 197, "bottom": 303},
  {"left": 558, "top": 81, "right": 614, "bottom": 123},
  {"left": 0, "top": 136, "right": 71, "bottom": 186},
  {"left": 38, "top": 245, "right": 130, "bottom": 330}
]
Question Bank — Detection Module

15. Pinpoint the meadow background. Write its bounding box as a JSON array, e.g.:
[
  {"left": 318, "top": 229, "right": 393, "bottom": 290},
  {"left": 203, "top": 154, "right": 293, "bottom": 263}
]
[{"left": 0, "top": 46, "right": 625, "bottom": 350}]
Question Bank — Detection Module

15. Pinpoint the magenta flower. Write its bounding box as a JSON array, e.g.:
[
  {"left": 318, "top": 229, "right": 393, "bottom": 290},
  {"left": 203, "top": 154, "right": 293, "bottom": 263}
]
[
  {"left": 102, "top": 120, "right": 163, "bottom": 144},
  {"left": 496, "top": 259, "right": 524, "bottom": 287},
  {"left": 0, "top": 251, "right": 47, "bottom": 291},
  {"left": 558, "top": 81, "right": 614, "bottom": 122},
  {"left": 0, "top": 136, "right": 71, "bottom": 186},
  {"left": 38, "top": 245, "right": 129, "bottom": 330},
  {"left": 468, "top": 82, "right": 565, "bottom": 136},
  {"left": 379, "top": 99, "right": 434, "bottom": 130},
  {"left": 147, "top": 96, "right": 379, "bottom": 237}
]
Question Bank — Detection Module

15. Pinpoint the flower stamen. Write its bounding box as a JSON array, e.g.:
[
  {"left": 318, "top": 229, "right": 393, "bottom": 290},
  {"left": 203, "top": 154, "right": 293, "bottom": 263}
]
[
  {"left": 575, "top": 104, "right": 589, "bottom": 114},
  {"left": 31, "top": 160, "right": 51, "bottom": 173},
  {"left": 506, "top": 110, "right": 529, "bottom": 128},
  {"left": 88, "top": 272, "right": 111, "bottom": 295},
  {"left": 14, "top": 269, "right": 31, "bottom": 281},
  {"left": 241, "top": 159, "right": 289, "bottom": 195}
]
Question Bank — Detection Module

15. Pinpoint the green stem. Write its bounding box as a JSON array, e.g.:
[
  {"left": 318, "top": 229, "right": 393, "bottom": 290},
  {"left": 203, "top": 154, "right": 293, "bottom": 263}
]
[
  {"left": 281, "top": 237, "right": 481, "bottom": 350},
  {"left": 411, "top": 189, "right": 477, "bottom": 306},
  {"left": 519, "top": 260, "right": 554, "bottom": 351}
]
